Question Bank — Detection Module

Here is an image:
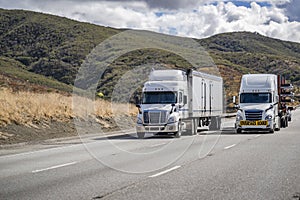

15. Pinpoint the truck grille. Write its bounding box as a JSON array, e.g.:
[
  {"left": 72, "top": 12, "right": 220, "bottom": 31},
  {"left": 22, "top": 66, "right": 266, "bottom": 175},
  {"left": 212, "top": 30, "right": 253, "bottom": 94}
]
[
  {"left": 245, "top": 110, "right": 263, "bottom": 121},
  {"left": 143, "top": 111, "right": 167, "bottom": 124}
]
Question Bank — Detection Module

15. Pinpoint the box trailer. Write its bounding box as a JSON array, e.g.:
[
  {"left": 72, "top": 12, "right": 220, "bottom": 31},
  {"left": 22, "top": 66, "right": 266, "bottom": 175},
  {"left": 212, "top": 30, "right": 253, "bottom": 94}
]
[{"left": 135, "top": 69, "right": 223, "bottom": 138}]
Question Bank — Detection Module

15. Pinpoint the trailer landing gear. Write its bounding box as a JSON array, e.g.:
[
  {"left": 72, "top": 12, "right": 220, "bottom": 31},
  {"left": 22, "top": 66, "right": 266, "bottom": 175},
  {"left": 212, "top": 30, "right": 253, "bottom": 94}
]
[{"left": 209, "top": 117, "right": 221, "bottom": 131}]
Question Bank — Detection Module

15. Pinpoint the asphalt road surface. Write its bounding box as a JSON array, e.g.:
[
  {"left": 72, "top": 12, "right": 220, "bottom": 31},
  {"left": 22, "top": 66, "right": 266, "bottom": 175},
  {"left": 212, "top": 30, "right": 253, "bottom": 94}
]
[{"left": 1, "top": 109, "right": 300, "bottom": 200}]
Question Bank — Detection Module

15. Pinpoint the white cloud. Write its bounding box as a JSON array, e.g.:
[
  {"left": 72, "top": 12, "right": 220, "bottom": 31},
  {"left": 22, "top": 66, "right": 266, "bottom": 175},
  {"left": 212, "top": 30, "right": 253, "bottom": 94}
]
[
  {"left": 0, "top": 0, "right": 299, "bottom": 43},
  {"left": 143, "top": 2, "right": 299, "bottom": 42}
]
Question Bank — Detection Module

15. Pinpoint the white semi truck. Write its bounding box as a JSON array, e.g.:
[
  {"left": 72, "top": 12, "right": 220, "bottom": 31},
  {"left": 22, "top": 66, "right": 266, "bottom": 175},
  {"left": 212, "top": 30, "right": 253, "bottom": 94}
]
[
  {"left": 235, "top": 74, "right": 293, "bottom": 133},
  {"left": 135, "top": 69, "right": 223, "bottom": 138}
]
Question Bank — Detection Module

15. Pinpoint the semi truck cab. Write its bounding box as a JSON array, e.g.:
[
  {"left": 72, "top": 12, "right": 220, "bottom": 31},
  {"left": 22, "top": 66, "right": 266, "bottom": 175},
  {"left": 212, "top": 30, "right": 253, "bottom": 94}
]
[
  {"left": 136, "top": 70, "right": 188, "bottom": 138},
  {"left": 235, "top": 74, "right": 280, "bottom": 133}
]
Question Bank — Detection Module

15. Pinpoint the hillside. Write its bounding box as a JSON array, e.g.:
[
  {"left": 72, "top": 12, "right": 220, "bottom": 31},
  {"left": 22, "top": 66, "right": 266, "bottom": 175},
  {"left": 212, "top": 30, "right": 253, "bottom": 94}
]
[
  {"left": 0, "top": 8, "right": 120, "bottom": 85},
  {"left": 0, "top": 8, "right": 299, "bottom": 103},
  {"left": 199, "top": 32, "right": 300, "bottom": 85},
  {"left": 198, "top": 32, "right": 300, "bottom": 104}
]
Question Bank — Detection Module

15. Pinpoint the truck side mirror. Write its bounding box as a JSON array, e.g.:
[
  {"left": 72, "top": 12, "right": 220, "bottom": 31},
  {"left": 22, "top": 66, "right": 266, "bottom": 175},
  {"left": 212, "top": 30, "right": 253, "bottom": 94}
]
[
  {"left": 233, "top": 96, "right": 237, "bottom": 104},
  {"left": 136, "top": 104, "right": 142, "bottom": 114},
  {"left": 134, "top": 96, "right": 140, "bottom": 106},
  {"left": 183, "top": 95, "right": 187, "bottom": 105},
  {"left": 170, "top": 103, "right": 176, "bottom": 114},
  {"left": 265, "top": 104, "right": 273, "bottom": 112}
]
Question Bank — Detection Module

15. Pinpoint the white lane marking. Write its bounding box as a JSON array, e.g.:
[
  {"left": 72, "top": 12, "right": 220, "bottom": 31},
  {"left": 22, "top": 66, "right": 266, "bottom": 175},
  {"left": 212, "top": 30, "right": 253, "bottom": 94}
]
[
  {"left": 32, "top": 162, "right": 77, "bottom": 173},
  {"left": 1, "top": 132, "right": 136, "bottom": 159},
  {"left": 150, "top": 143, "right": 167, "bottom": 148},
  {"left": 255, "top": 135, "right": 261, "bottom": 138},
  {"left": 149, "top": 166, "right": 181, "bottom": 178},
  {"left": 224, "top": 144, "right": 236, "bottom": 150},
  {"left": 1, "top": 144, "right": 81, "bottom": 159}
]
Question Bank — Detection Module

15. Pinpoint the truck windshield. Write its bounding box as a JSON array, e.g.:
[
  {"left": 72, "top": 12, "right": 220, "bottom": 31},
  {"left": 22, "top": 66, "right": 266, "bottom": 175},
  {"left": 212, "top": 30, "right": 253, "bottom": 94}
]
[
  {"left": 142, "top": 92, "right": 177, "bottom": 104},
  {"left": 240, "top": 93, "right": 272, "bottom": 103}
]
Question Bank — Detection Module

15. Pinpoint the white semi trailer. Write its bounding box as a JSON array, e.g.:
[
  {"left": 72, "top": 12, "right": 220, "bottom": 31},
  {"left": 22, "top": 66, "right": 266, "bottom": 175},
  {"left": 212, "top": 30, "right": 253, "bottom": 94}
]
[
  {"left": 135, "top": 69, "right": 223, "bottom": 138},
  {"left": 234, "top": 74, "right": 293, "bottom": 133}
]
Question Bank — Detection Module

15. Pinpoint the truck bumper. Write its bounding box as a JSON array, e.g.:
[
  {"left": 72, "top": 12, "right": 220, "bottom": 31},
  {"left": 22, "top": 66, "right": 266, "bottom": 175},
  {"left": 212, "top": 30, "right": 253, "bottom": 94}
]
[
  {"left": 237, "top": 127, "right": 273, "bottom": 132},
  {"left": 236, "top": 121, "right": 274, "bottom": 132},
  {"left": 136, "top": 122, "right": 178, "bottom": 135}
]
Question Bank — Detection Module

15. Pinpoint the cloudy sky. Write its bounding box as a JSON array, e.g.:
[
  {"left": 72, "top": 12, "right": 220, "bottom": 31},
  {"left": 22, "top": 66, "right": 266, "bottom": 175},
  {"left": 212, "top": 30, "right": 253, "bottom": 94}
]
[{"left": 0, "top": 0, "right": 300, "bottom": 43}]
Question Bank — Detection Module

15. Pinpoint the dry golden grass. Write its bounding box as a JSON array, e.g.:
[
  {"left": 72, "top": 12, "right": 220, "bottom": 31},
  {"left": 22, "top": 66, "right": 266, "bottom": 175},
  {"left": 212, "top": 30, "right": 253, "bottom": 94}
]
[{"left": 0, "top": 88, "right": 137, "bottom": 126}]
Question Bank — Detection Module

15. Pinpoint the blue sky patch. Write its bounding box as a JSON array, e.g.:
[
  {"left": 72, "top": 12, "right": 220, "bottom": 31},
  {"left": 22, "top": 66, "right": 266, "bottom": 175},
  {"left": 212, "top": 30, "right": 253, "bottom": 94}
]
[
  {"left": 211, "top": 1, "right": 272, "bottom": 8},
  {"left": 155, "top": 12, "right": 164, "bottom": 17},
  {"left": 168, "top": 27, "right": 178, "bottom": 35}
]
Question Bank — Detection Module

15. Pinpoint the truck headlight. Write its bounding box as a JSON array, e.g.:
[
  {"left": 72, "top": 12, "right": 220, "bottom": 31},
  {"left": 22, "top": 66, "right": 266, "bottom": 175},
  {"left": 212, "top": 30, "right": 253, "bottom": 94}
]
[
  {"left": 137, "top": 117, "right": 143, "bottom": 124},
  {"left": 236, "top": 114, "right": 243, "bottom": 121},
  {"left": 167, "top": 116, "right": 176, "bottom": 124},
  {"left": 265, "top": 115, "right": 272, "bottom": 120}
]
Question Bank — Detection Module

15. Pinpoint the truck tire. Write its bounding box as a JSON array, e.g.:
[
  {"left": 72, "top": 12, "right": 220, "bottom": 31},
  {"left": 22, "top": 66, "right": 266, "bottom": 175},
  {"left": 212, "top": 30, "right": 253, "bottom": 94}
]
[
  {"left": 175, "top": 121, "right": 182, "bottom": 138},
  {"left": 275, "top": 117, "right": 280, "bottom": 131},
  {"left": 137, "top": 132, "right": 145, "bottom": 139},
  {"left": 185, "top": 119, "right": 194, "bottom": 136},
  {"left": 193, "top": 118, "right": 198, "bottom": 135},
  {"left": 281, "top": 118, "right": 286, "bottom": 128},
  {"left": 236, "top": 128, "right": 242, "bottom": 134}
]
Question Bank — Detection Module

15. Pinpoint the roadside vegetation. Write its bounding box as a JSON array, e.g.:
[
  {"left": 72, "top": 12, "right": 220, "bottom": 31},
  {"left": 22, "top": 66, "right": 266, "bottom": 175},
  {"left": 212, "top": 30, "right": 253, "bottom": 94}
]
[{"left": 0, "top": 87, "right": 136, "bottom": 127}]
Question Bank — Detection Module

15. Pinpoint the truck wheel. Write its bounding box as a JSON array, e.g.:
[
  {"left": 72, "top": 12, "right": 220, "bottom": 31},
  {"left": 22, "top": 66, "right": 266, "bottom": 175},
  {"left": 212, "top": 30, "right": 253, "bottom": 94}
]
[
  {"left": 137, "top": 132, "right": 145, "bottom": 139},
  {"left": 275, "top": 118, "right": 280, "bottom": 131},
  {"left": 193, "top": 119, "right": 198, "bottom": 135},
  {"left": 175, "top": 122, "right": 182, "bottom": 138},
  {"left": 185, "top": 120, "right": 194, "bottom": 136},
  {"left": 236, "top": 128, "right": 242, "bottom": 134},
  {"left": 281, "top": 118, "right": 286, "bottom": 128}
]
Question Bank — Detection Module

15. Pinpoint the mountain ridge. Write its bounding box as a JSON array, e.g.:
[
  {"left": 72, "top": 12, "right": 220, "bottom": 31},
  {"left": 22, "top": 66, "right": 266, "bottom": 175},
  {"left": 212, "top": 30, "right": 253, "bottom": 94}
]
[{"left": 0, "top": 8, "right": 299, "bottom": 103}]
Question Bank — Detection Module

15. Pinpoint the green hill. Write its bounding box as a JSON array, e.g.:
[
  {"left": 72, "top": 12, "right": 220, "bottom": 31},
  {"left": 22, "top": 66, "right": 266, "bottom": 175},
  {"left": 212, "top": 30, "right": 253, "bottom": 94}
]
[
  {"left": 199, "top": 31, "right": 300, "bottom": 57},
  {"left": 0, "top": 8, "right": 120, "bottom": 85},
  {"left": 199, "top": 32, "right": 300, "bottom": 85},
  {"left": 0, "top": 8, "right": 299, "bottom": 106}
]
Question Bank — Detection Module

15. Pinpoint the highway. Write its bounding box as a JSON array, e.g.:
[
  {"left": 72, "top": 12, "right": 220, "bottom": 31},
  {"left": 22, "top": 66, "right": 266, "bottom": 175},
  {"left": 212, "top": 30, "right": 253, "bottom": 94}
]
[{"left": 1, "top": 109, "right": 300, "bottom": 200}]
